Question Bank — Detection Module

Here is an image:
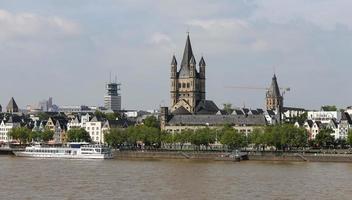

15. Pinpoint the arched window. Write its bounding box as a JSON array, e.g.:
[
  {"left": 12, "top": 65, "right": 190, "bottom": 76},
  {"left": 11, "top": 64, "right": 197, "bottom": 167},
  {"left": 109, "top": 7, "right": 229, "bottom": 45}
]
[
  {"left": 182, "top": 83, "right": 186, "bottom": 88},
  {"left": 187, "top": 83, "right": 190, "bottom": 88}
]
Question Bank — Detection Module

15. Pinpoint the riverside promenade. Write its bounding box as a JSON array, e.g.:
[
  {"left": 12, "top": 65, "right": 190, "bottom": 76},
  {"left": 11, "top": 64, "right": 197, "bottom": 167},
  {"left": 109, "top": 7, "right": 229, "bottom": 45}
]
[{"left": 114, "top": 150, "right": 352, "bottom": 162}]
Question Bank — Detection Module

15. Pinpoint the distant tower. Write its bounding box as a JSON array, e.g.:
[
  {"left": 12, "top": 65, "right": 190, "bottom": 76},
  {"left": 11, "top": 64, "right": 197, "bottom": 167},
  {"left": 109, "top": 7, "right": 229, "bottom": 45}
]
[
  {"left": 170, "top": 34, "right": 206, "bottom": 114},
  {"left": 104, "top": 76, "right": 121, "bottom": 111},
  {"left": 266, "top": 74, "right": 283, "bottom": 123},
  {"left": 6, "top": 97, "right": 19, "bottom": 113}
]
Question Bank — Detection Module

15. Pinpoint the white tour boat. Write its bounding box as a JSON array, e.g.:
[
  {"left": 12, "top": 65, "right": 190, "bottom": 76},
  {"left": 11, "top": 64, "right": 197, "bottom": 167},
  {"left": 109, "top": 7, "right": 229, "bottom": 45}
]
[{"left": 13, "top": 143, "right": 113, "bottom": 159}]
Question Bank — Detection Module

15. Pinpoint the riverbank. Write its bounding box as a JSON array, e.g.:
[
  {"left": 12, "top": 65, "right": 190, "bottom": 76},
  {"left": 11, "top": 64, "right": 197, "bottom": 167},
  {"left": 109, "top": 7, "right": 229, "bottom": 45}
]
[{"left": 114, "top": 150, "right": 352, "bottom": 163}]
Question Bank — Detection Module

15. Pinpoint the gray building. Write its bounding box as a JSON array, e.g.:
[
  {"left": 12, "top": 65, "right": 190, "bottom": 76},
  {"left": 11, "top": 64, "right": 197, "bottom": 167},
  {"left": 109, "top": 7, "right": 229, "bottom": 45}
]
[{"left": 104, "top": 81, "right": 121, "bottom": 111}]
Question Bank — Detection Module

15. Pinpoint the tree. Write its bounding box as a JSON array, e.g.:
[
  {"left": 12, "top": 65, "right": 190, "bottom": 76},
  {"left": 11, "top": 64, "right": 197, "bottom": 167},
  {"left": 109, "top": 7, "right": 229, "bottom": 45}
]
[
  {"left": 41, "top": 129, "right": 54, "bottom": 142},
  {"left": 191, "top": 128, "right": 216, "bottom": 150},
  {"left": 291, "top": 112, "right": 307, "bottom": 125},
  {"left": 29, "top": 131, "right": 41, "bottom": 143},
  {"left": 161, "top": 132, "right": 174, "bottom": 149},
  {"left": 321, "top": 105, "right": 337, "bottom": 111},
  {"left": 220, "top": 128, "right": 245, "bottom": 150},
  {"left": 347, "top": 130, "right": 352, "bottom": 146},
  {"left": 37, "top": 112, "right": 50, "bottom": 120},
  {"left": 174, "top": 130, "right": 191, "bottom": 149},
  {"left": 67, "top": 128, "right": 91, "bottom": 142},
  {"left": 248, "top": 128, "right": 265, "bottom": 150},
  {"left": 315, "top": 128, "right": 335, "bottom": 148},
  {"left": 143, "top": 116, "right": 159, "bottom": 128},
  {"left": 104, "top": 128, "right": 127, "bottom": 148},
  {"left": 94, "top": 110, "right": 106, "bottom": 119},
  {"left": 8, "top": 127, "right": 31, "bottom": 145},
  {"left": 222, "top": 103, "right": 234, "bottom": 115}
]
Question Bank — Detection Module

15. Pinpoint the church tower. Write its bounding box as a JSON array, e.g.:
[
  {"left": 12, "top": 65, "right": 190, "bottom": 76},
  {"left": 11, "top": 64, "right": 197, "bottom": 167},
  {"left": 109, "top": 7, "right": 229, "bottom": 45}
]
[
  {"left": 266, "top": 74, "right": 283, "bottom": 111},
  {"left": 170, "top": 34, "right": 206, "bottom": 114}
]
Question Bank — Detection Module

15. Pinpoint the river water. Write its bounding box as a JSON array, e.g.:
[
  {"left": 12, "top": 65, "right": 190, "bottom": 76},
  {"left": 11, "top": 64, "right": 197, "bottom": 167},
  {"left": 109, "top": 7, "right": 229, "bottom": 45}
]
[{"left": 0, "top": 156, "right": 351, "bottom": 200}]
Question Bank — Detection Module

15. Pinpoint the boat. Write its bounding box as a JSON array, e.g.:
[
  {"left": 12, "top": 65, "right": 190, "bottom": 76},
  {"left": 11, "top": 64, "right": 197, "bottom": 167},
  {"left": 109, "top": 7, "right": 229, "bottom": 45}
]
[{"left": 13, "top": 143, "right": 113, "bottom": 159}]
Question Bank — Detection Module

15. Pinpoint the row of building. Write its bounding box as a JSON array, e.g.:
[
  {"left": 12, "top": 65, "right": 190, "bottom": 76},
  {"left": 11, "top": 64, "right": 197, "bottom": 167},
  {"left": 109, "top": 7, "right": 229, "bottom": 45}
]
[
  {"left": 159, "top": 34, "right": 351, "bottom": 141},
  {"left": 0, "top": 112, "right": 136, "bottom": 144}
]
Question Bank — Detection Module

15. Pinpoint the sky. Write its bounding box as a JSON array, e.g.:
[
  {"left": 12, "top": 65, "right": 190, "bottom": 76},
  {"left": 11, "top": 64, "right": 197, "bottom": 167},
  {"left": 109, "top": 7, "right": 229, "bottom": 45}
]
[{"left": 0, "top": 0, "right": 352, "bottom": 111}]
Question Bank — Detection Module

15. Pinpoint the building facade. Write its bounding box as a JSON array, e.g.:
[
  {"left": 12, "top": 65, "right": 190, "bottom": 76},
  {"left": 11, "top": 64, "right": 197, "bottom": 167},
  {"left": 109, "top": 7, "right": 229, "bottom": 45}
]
[{"left": 104, "top": 82, "right": 121, "bottom": 111}]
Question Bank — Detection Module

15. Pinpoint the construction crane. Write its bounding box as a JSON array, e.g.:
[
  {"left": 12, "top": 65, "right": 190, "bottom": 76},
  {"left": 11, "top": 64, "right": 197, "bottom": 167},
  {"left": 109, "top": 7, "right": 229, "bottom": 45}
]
[{"left": 224, "top": 86, "right": 290, "bottom": 95}]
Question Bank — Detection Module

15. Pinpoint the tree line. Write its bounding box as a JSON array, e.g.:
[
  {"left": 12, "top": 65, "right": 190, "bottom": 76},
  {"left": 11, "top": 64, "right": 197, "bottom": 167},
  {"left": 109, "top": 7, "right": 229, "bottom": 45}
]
[
  {"left": 104, "top": 122, "right": 352, "bottom": 151},
  {"left": 7, "top": 127, "right": 92, "bottom": 145}
]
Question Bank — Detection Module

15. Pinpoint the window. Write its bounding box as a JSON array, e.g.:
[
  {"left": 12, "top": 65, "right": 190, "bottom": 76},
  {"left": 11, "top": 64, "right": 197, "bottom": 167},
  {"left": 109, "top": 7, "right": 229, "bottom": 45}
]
[
  {"left": 182, "top": 83, "right": 186, "bottom": 88},
  {"left": 187, "top": 83, "right": 190, "bottom": 88}
]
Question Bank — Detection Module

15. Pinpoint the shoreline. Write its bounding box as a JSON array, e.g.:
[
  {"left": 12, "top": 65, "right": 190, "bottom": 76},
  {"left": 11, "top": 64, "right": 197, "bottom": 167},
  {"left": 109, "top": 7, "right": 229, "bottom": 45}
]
[{"left": 114, "top": 150, "right": 352, "bottom": 163}]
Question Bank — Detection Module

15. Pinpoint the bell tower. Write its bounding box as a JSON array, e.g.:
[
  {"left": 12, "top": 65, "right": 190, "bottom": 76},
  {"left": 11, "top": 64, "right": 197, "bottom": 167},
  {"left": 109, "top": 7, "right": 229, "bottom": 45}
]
[{"left": 170, "top": 34, "right": 206, "bottom": 114}]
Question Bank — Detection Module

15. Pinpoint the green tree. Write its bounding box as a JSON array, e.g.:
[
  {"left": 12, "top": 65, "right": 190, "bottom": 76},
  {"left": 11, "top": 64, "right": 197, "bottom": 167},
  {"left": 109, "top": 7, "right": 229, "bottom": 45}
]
[
  {"left": 143, "top": 116, "right": 159, "bottom": 128},
  {"left": 161, "top": 132, "right": 175, "bottom": 149},
  {"left": 41, "top": 129, "right": 54, "bottom": 142},
  {"left": 104, "top": 128, "right": 127, "bottom": 148},
  {"left": 191, "top": 128, "right": 216, "bottom": 150},
  {"left": 314, "top": 128, "right": 334, "bottom": 148},
  {"left": 8, "top": 127, "right": 31, "bottom": 145},
  {"left": 67, "top": 128, "right": 91, "bottom": 142},
  {"left": 248, "top": 128, "right": 265, "bottom": 150},
  {"left": 94, "top": 110, "right": 106, "bottom": 119},
  {"left": 142, "top": 126, "right": 161, "bottom": 148},
  {"left": 347, "top": 130, "right": 352, "bottom": 146},
  {"left": 321, "top": 105, "right": 337, "bottom": 111},
  {"left": 37, "top": 112, "right": 50, "bottom": 120},
  {"left": 174, "top": 130, "right": 191, "bottom": 150},
  {"left": 29, "top": 131, "right": 41, "bottom": 143},
  {"left": 220, "top": 128, "right": 245, "bottom": 150}
]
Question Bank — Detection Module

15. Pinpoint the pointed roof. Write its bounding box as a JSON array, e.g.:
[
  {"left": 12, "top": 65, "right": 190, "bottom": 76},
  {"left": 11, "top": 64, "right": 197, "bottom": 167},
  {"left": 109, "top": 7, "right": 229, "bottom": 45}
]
[
  {"left": 6, "top": 97, "right": 18, "bottom": 112},
  {"left": 179, "top": 34, "right": 195, "bottom": 78},
  {"left": 171, "top": 55, "right": 177, "bottom": 66},
  {"left": 190, "top": 56, "right": 196, "bottom": 65},
  {"left": 173, "top": 106, "right": 191, "bottom": 115},
  {"left": 267, "top": 74, "right": 281, "bottom": 98},
  {"left": 199, "top": 57, "right": 206, "bottom": 66}
]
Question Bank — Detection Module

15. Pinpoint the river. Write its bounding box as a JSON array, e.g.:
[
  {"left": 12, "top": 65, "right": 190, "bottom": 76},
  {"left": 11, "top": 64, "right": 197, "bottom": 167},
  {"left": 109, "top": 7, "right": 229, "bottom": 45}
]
[{"left": 0, "top": 156, "right": 351, "bottom": 200}]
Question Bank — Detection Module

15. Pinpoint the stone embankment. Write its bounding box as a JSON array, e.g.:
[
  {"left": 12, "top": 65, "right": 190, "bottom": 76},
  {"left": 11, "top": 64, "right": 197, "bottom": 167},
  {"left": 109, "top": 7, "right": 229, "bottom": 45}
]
[{"left": 114, "top": 150, "right": 352, "bottom": 162}]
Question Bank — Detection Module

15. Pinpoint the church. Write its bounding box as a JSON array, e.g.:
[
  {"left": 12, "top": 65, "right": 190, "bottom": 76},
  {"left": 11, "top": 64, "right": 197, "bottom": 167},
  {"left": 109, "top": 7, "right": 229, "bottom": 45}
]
[
  {"left": 160, "top": 35, "right": 267, "bottom": 133},
  {"left": 170, "top": 34, "right": 218, "bottom": 115}
]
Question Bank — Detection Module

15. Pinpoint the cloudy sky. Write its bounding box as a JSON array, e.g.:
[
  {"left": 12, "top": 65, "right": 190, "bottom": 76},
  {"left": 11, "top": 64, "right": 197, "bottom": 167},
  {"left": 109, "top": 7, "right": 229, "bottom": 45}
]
[{"left": 0, "top": 0, "right": 351, "bottom": 110}]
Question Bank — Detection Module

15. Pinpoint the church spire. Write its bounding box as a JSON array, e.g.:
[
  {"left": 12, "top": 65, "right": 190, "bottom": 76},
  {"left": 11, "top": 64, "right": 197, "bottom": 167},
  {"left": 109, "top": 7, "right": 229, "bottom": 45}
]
[
  {"left": 269, "top": 74, "right": 281, "bottom": 98},
  {"left": 180, "top": 34, "right": 194, "bottom": 70},
  {"left": 199, "top": 56, "right": 206, "bottom": 66},
  {"left": 171, "top": 55, "right": 177, "bottom": 66}
]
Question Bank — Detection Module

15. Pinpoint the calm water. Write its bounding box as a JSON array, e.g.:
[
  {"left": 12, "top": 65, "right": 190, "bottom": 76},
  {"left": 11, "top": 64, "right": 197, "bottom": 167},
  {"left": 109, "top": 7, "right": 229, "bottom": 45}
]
[{"left": 0, "top": 156, "right": 352, "bottom": 200}]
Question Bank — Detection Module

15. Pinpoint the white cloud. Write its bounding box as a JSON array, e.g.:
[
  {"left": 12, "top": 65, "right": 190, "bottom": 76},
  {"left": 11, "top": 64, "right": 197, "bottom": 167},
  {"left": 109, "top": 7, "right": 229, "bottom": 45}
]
[
  {"left": 252, "top": 0, "right": 352, "bottom": 30},
  {"left": 187, "top": 18, "right": 270, "bottom": 52},
  {"left": 148, "top": 32, "right": 173, "bottom": 45},
  {"left": 0, "top": 9, "right": 79, "bottom": 40}
]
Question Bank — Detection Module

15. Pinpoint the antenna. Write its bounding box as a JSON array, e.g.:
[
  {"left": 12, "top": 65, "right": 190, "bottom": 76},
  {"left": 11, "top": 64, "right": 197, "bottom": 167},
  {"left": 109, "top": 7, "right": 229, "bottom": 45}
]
[
  {"left": 109, "top": 71, "right": 112, "bottom": 83},
  {"left": 114, "top": 75, "right": 117, "bottom": 84},
  {"left": 273, "top": 66, "right": 276, "bottom": 75}
]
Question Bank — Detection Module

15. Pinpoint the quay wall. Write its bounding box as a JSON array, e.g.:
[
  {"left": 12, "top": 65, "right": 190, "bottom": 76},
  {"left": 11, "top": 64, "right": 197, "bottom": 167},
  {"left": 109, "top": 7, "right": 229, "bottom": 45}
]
[{"left": 114, "top": 151, "right": 352, "bottom": 162}]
